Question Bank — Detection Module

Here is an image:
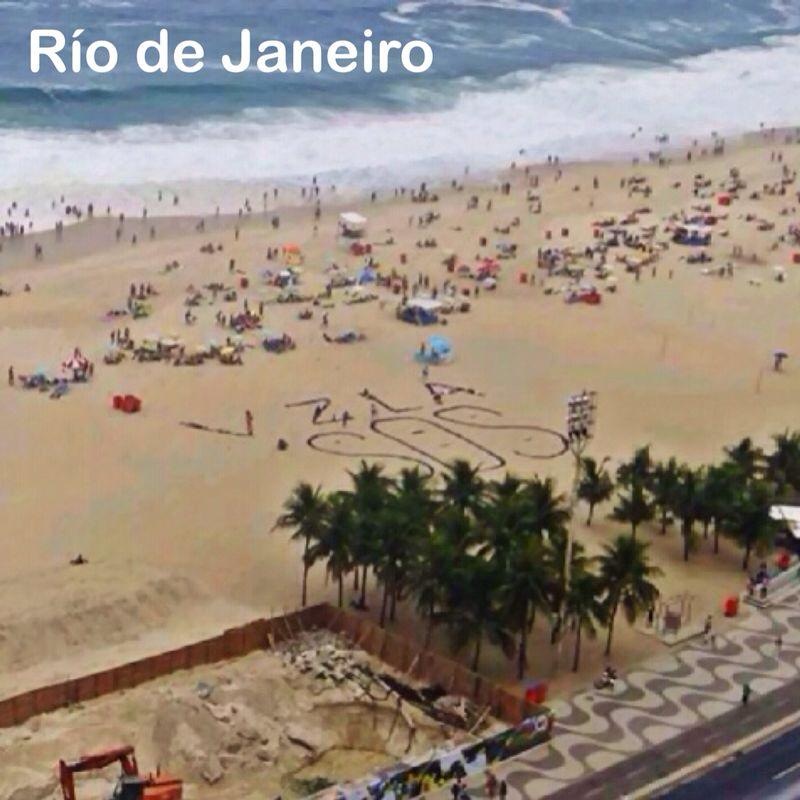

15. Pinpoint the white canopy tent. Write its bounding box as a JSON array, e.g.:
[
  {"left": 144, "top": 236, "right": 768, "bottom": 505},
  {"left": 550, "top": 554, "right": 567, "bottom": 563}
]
[
  {"left": 770, "top": 505, "right": 800, "bottom": 539},
  {"left": 339, "top": 211, "right": 367, "bottom": 237}
]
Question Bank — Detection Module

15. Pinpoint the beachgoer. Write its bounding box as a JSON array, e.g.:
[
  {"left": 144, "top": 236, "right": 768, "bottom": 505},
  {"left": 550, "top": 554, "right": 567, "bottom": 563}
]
[
  {"left": 7, "top": 366, "right": 13, "bottom": 386},
  {"left": 245, "top": 409, "right": 254, "bottom": 437},
  {"left": 703, "top": 614, "right": 712, "bottom": 644},
  {"left": 741, "top": 682, "right": 752, "bottom": 705}
]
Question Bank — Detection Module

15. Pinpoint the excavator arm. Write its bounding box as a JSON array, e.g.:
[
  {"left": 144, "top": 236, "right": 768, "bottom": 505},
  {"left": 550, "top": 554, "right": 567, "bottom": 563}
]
[{"left": 58, "top": 746, "right": 138, "bottom": 800}]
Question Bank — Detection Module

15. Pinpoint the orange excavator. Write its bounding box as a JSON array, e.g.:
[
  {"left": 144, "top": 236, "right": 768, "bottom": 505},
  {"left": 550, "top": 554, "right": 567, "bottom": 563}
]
[{"left": 59, "top": 745, "right": 182, "bottom": 800}]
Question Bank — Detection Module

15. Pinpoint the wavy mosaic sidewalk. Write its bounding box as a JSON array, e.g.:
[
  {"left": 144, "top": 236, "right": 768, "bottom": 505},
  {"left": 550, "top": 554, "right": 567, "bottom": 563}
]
[{"left": 450, "top": 590, "right": 800, "bottom": 799}]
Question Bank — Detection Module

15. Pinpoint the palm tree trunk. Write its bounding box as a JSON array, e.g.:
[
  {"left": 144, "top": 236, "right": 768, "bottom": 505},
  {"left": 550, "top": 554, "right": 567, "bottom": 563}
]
[
  {"left": 337, "top": 575, "right": 344, "bottom": 608},
  {"left": 572, "top": 621, "right": 582, "bottom": 672},
  {"left": 586, "top": 503, "right": 595, "bottom": 526},
  {"left": 389, "top": 575, "right": 398, "bottom": 623},
  {"left": 703, "top": 520, "right": 710, "bottom": 540},
  {"left": 742, "top": 541, "right": 752, "bottom": 571},
  {"left": 682, "top": 523, "right": 692, "bottom": 561},
  {"left": 472, "top": 633, "right": 483, "bottom": 673},
  {"left": 631, "top": 521, "right": 638, "bottom": 541},
  {"left": 359, "top": 565, "right": 368, "bottom": 608},
  {"left": 301, "top": 537, "right": 310, "bottom": 607},
  {"left": 379, "top": 582, "right": 389, "bottom": 628},
  {"left": 424, "top": 606, "right": 435, "bottom": 650},
  {"left": 713, "top": 523, "right": 721, "bottom": 555},
  {"left": 517, "top": 603, "right": 529, "bottom": 680},
  {"left": 352, "top": 569, "right": 359, "bottom": 592},
  {"left": 301, "top": 564, "right": 309, "bottom": 608},
  {"left": 604, "top": 600, "right": 618, "bottom": 656}
]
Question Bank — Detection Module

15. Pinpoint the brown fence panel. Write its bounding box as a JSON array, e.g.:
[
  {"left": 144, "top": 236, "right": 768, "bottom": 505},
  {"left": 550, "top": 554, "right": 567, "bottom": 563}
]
[
  {"left": 185, "top": 640, "right": 211, "bottom": 669},
  {"left": 12, "top": 692, "right": 36, "bottom": 725},
  {"left": 114, "top": 663, "right": 138, "bottom": 692},
  {"left": 451, "top": 665, "right": 477, "bottom": 700},
  {"left": 381, "top": 632, "right": 408, "bottom": 672},
  {"left": 75, "top": 675, "right": 98, "bottom": 703},
  {"left": 241, "top": 619, "right": 268, "bottom": 652},
  {"left": 206, "top": 635, "right": 228, "bottom": 664},
  {"left": 0, "top": 700, "right": 15, "bottom": 727},
  {"left": 428, "top": 652, "right": 457, "bottom": 689},
  {"left": 495, "top": 689, "right": 524, "bottom": 724},
  {"left": 223, "top": 627, "right": 246, "bottom": 659},
  {"left": 95, "top": 667, "right": 118, "bottom": 697}
]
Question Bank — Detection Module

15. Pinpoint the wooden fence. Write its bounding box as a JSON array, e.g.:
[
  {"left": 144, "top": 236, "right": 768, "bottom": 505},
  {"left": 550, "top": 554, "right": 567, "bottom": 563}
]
[{"left": 0, "top": 603, "right": 538, "bottom": 729}]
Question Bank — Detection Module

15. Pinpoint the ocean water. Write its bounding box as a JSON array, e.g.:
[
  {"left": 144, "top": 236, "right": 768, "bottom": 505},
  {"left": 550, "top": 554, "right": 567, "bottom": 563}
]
[{"left": 0, "top": 0, "right": 800, "bottom": 214}]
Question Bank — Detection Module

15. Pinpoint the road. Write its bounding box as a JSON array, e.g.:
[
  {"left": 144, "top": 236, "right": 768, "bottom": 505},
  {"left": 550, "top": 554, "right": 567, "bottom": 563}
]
[
  {"left": 542, "top": 673, "right": 800, "bottom": 800},
  {"left": 659, "top": 722, "right": 800, "bottom": 800}
]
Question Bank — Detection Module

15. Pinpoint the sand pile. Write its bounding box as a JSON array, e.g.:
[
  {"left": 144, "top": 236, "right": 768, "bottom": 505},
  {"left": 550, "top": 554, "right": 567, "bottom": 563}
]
[
  {"left": 0, "top": 631, "right": 478, "bottom": 800},
  {"left": 0, "top": 562, "right": 257, "bottom": 700}
]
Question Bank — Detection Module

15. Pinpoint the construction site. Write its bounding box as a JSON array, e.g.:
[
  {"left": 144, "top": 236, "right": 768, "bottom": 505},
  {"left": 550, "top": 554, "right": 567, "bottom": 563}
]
[{"left": 0, "top": 604, "right": 549, "bottom": 800}]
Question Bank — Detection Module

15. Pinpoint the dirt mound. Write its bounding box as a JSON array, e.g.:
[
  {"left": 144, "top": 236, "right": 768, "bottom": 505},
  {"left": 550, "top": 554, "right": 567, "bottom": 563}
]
[{"left": 0, "top": 562, "right": 254, "bottom": 699}]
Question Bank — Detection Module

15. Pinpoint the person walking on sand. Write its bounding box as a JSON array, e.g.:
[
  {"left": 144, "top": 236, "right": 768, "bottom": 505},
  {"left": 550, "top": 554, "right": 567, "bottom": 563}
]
[
  {"left": 7, "top": 366, "right": 13, "bottom": 386},
  {"left": 245, "top": 409, "right": 254, "bottom": 437}
]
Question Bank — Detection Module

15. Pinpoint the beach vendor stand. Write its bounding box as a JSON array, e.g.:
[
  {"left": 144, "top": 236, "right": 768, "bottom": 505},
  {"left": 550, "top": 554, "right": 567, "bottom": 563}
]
[
  {"left": 338, "top": 211, "right": 367, "bottom": 238},
  {"left": 398, "top": 297, "right": 442, "bottom": 325}
]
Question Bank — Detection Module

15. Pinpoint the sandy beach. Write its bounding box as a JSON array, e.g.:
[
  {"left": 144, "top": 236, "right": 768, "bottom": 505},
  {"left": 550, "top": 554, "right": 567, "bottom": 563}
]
[{"left": 3, "top": 126, "right": 800, "bottom": 795}]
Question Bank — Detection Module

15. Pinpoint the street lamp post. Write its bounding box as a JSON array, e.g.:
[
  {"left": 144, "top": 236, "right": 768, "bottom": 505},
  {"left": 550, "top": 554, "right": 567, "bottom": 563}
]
[{"left": 554, "top": 389, "right": 597, "bottom": 673}]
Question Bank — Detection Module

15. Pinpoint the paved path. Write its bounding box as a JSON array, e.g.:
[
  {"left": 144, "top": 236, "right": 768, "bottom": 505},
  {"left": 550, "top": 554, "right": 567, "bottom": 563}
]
[{"left": 432, "top": 586, "right": 800, "bottom": 799}]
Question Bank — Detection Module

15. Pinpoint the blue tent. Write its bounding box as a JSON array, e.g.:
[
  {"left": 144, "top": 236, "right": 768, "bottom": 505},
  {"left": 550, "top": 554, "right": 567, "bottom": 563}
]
[
  {"left": 356, "top": 265, "right": 377, "bottom": 284},
  {"left": 415, "top": 334, "right": 453, "bottom": 363}
]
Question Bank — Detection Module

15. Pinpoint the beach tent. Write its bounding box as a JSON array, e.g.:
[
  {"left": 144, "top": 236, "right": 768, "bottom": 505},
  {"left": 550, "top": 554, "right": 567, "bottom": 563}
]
[
  {"left": 62, "top": 348, "right": 90, "bottom": 380},
  {"left": 398, "top": 297, "right": 442, "bottom": 325},
  {"left": 771, "top": 505, "right": 800, "bottom": 540},
  {"left": 282, "top": 243, "right": 304, "bottom": 266},
  {"left": 356, "top": 264, "right": 377, "bottom": 284},
  {"left": 673, "top": 225, "right": 711, "bottom": 246},
  {"left": 339, "top": 211, "right": 367, "bottom": 238},
  {"left": 416, "top": 334, "right": 453, "bottom": 364}
]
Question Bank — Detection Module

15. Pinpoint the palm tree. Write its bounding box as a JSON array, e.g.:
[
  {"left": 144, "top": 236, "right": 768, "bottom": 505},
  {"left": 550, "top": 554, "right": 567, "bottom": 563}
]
[
  {"left": 445, "top": 555, "right": 513, "bottom": 672},
  {"left": 441, "top": 458, "right": 485, "bottom": 515},
  {"left": 524, "top": 476, "right": 571, "bottom": 540},
  {"left": 478, "top": 473, "right": 533, "bottom": 561},
  {"left": 616, "top": 445, "right": 653, "bottom": 489},
  {"left": 410, "top": 527, "right": 458, "bottom": 648},
  {"left": 724, "top": 437, "right": 764, "bottom": 482},
  {"left": 598, "top": 534, "right": 662, "bottom": 656},
  {"left": 376, "top": 467, "right": 434, "bottom": 626},
  {"left": 726, "top": 480, "right": 779, "bottom": 570},
  {"left": 610, "top": 482, "right": 654, "bottom": 539},
  {"left": 348, "top": 461, "right": 393, "bottom": 609},
  {"left": 766, "top": 430, "right": 800, "bottom": 493},
  {"left": 577, "top": 456, "right": 614, "bottom": 525},
  {"left": 497, "top": 535, "right": 552, "bottom": 680},
  {"left": 651, "top": 458, "right": 681, "bottom": 535},
  {"left": 671, "top": 466, "right": 702, "bottom": 562},
  {"left": 566, "top": 566, "right": 603, "bottom": 672},
  {"left": 702, "top": 462, "right": 743, "bottom": 554},
  {"left": 274, "top": 482, "right": 328, "bottom": 607},
  {"left": 308, "top": 493, "right": 355, "bottom": 608}
]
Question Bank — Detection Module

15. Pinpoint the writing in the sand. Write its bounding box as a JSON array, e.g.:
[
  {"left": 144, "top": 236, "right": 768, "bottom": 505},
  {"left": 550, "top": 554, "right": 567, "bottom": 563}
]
[{"left": 29, "top": 28, "right": 434, "bottom": 75}]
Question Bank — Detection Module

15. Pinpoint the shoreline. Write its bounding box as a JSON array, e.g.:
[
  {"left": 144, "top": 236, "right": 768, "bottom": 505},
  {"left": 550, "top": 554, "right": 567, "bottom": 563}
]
[{"left": 4, "top": 122, "right": 796, "bottom": 274}]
